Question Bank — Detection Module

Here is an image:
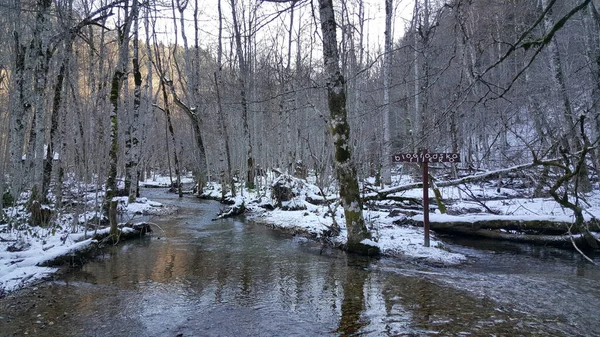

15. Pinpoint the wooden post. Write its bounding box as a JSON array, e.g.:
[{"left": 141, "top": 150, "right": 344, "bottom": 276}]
[
  {"left": 422, "top": 149, "right": 430, "bottom": 247},
  {"left": 109, "top": 199, "right": 118, "bottom": 243},
  {"left": 392, "top": 150, "right": 460, "bottom": 247}
]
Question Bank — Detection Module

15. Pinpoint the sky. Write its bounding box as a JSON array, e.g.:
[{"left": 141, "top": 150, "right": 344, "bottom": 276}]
[{"left": 148, "top": 0, "right": 415, "bottom": 54}]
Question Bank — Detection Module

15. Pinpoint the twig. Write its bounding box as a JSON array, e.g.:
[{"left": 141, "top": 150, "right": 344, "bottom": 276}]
[{"left": 568, "top": 224, "right": 597, "bottom": 265}]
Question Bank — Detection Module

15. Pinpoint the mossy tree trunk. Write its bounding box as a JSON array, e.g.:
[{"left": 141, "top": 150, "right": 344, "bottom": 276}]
[
  {"left": 318, "top": 0, "right": 378, "bottom": 255},
  {"left": 105, "top": 0, "right": 133, "bottom": 212}
]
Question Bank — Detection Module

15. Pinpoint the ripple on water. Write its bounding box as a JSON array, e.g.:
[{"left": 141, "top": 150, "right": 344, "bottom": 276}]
[{"left": 1, "top": 195, "right": 598, "bottom": 336}]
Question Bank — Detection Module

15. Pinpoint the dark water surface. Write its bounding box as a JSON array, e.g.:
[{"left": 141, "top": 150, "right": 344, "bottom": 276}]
[{"left": 1, "top": 190, "right": 599, "bottom": 336}]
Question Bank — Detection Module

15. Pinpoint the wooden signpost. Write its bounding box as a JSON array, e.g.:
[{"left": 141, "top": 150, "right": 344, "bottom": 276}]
[{"left": 392, "top": 149, "right": 461, "bottom": 247}]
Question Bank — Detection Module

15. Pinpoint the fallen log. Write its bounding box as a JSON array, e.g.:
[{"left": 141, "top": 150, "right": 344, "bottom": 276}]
[
  {"left": 212, "top": 202, "right": 245, "bottom": 220},
  {"left": 420, "top": 218, "right": 572, "bottom": 234},
  {"left": 402, "top": 218, "right": 593, "bottom": 247},
  {"left": 437, "top": 226, "right": 583, "bottom": 247},
  {"left": 364, "top": 156, "right": 567, "bottom": 201},
  {"left": 41, "top": 222, "right": 154, "bottom": 267}
]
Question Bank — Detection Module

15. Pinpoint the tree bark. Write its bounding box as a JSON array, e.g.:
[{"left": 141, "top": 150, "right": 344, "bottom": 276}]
[
  {"left": 318, "top": 0, "right": 377, "bottom": 255},
  {"left": 540, "top": 0, "right": 592, "bottom": 192},
  {"left": 30, "top": 0, "right": 53, "bottom": 203},
  {"left": 125, "top": 0, "right": 141, "bottom": 203},
  {"left": 159, "top": 81, "right": 183, "bottom": 197},
  {"left": 106, "top": 0, "right": 133, "bottom": 211},
  {"left": 42, "top": 40, "right": 72, "bottom": 204},
  {"left": 109, "top": 199, "right": 119, "bottom": 243},
  {"left": 382, "top": 0, "right": 393, "bottom": 185},
  {"left": 230, "top": 0, "right": 255, "bottom": 188}
]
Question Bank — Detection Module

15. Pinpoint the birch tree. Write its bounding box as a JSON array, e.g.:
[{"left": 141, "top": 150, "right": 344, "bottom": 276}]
[
  {"left": 124, "top": 0, "right": 142, "bottom": 202},
  {"left": 382, "top": 0, "right": 393, "bottom": 185}
]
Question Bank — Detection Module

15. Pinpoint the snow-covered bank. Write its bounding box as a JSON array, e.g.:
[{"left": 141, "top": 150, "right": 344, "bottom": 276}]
[
  {"left": 209, "top": 173, "right": 600, "bottom": 265},
  {"left": 248, "top": 206, "right": 467, "bottom": 265},
  {"left": 205, "top": 176, "right": 468, "bottom": 266},
  {"left": 0, "top": 190, "right": 174, "bottom": 295},
  {"left": 140, "top": 174, "right": 196, "bottom": 188}
]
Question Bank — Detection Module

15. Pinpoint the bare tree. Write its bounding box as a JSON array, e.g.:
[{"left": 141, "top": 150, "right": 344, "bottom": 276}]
[
  {"left": 318, "top": 0, "right": 377, "bottom": 255},
  {"left": 230, "top": 0, "right": 256, "bottom": 188},
  {"left": 106, "top": 0, "right": 134, "bottom": 218},
  {"left": 215, "top": 0, "right": 236, "bottom": 197},
  {"left": 382, "top": 0, "right": 394, "bottom": 185},
  {"left": 124, "top": 0, "right": 142, "bottom": 202}
]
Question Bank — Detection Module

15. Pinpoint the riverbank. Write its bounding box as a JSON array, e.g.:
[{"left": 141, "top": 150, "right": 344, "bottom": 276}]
[
  {"left": 202, "top": 174, "right": 600, "bottom": 265},
  {"left": 0, "top": 196, "right": 175, "bottom": 296},
  {"left": 3, "top": 171, "right": 598, "bottom": 295},
  {"left": 202, "top": 177, "right": 468, "bottom": 265}
]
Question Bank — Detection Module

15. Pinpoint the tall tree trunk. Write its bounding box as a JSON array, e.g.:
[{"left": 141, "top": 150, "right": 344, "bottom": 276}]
[
  {"left": 176, "top": 0, "right": 208, "bottom": 193},
  {"left": 215, "top": 0, "right": 235, "bottom": 197},
  {"left": 159, "top": 81, "right": 183, "bottom": 197},
  {"left": 125, "top": 0, "right": 141, "bottom": 202},
  {"left": 143, "top": 1, "right": 154, "bottom": 190},
  {"left": 106, "top": 0, "right": 133, "bottom": 211},
  {"left": 230, "top": 0, "right": 255, "bottom": 188},
  {"left": 8, "top": 0, "right": 52, "bottom": 202},
  {"left": 29, "top": 0, "right": 53, "bottom": 203},
  {"left": 42, "top": 39, "right": 73, "bottom": 204},
  {"left": 192, "top": 0, "right": 208, "bottom": 193},
  {"left": 540, "top": 0, "right": 592, "bottom": 192},
  {"left": 382, "top": 0, "right": 393, "bottom": 185},
  {"left": 8, "top": 20, "right": 27, "bottom": 201},
  {"left": 318, "top": 0, "right": 378, "bottom": 255}
]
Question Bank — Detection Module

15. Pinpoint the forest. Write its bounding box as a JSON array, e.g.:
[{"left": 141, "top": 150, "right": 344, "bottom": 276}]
[{"left": 0, "top": 0, "right": 599, "bottom": 252}]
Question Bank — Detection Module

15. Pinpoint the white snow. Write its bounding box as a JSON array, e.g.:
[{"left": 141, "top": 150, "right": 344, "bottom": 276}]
[
  {"left": 2, "top": 172, "right": 598, "bottom": 295},
  {"left": 140, "top": 173, "right": 195, "bottom": 188},
  {"left": 0, "top": 180, "right": 176, "bottom": 295},
  {"left": 244, "top": 174, "right": 599, "bottom": 266},
  {"left": 249, "top": 203, "right": 467, "bottom": 265},
  {"left": 0, "top": 228, "right": 105, "bottom": 294}
]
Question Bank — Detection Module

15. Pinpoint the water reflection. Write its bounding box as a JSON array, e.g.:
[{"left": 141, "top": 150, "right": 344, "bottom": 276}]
[
  {"left": 0, "top": 194, "right": 599, "bottom": 337},
  {"left": 337, "top": 256, "right": 370, "bottom": 336}
]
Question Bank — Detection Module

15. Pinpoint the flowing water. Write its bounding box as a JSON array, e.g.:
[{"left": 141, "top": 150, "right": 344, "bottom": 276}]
[{"left": 1, "top": 190, "right": 599, "bottom": 336}]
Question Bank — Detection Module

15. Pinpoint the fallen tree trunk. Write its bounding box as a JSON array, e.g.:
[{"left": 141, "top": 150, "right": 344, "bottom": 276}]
[
  {"left": 405, "top": 218, "right": 574, "bottom": 234},
  {"left": 212, "top": 201, "right": 245, "bottom": 220},
  {"left": 403, "top": 218, "right": 594, "bottom": 248},
  {"left": 365, "top": 157, "right": 567, "bottom": 201},
  {"left": 41, "top": 222, "right": 154, "bottom": 267}
]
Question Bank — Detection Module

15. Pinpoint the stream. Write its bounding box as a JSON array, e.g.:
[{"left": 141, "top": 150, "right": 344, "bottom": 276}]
[{"left": 1, "top": 189, "right": 599, "bottom": 336}]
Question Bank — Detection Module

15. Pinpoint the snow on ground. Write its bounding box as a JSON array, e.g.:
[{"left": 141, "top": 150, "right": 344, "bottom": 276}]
[
  {"left": 0, "top": 175, "right": 178, "bottom": 295},
  {"left": 238, "top": 174, "right": 599, "bottom": 266},
  {"left": 0, "top": 227, "right": 108, "bottom": 295},
  {"left": 2, "top": 172, "right": 598, "bottom": 295},
  {"left": 140, "top": 174, "right": 195, "bottom": 188},
  {"left": 249, "top": 204, "right": 467, "bottom": 265}
]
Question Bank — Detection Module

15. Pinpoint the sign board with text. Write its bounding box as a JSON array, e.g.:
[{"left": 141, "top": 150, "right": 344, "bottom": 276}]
[
  {"left": 392, "top": 150, "right": 460, "bottom": 247},
  {"left": 392, "top": 152, "right": 461, "bottom": 163}
]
